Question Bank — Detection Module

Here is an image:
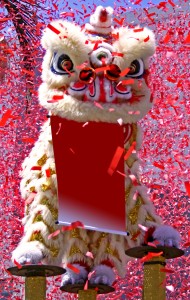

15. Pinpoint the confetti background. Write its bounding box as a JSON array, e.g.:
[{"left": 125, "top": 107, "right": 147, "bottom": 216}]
[{"left": 0, "top": 0, "right": 189, "bottom": 299}]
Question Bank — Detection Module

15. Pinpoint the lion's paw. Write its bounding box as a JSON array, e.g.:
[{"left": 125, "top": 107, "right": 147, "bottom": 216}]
[
  {"left": 153, "top": 225, "right": 181, "bottom": 248},
  {"left": 61, "top": 264, "right": 88, "bottom": 287},
  {"left": 89, "top": 265, "right": 115, "bottom": 286},
  {"left": 12, "top": 242, "right": 44, "bottom": 265}
]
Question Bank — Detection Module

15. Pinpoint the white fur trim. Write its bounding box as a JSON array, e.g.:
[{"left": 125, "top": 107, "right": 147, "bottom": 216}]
[{"left": 39, "top": 82, "right": 152, "bottom": 124}]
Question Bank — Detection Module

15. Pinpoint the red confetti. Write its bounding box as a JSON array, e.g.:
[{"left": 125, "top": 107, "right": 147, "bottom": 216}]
[
  {"left": 60, "top": 12, "right": 75, "bottom": 18},
  {"left": 184, "top": 181, "right": 190, "bottom": 196},
  {"left": 52, "top": 3, "right": 58, "bottom": 10},
  {"left": 163, "top": 33, "right": 171, "bottom": 43},
  {"left": 120, "top": 67, "right": 130, "bottom": 77},
  {"left": 91, "top": 40, "right": 102, "bottom": 51},
  {"left": 166, "top": 285, "right": 175, "bottom": 292},
  {"left": 56, "top": 123, "right": 62, "bottom": 135},
  {"left": 108, "top": 146, "right": 124, "bottom": 175},
  {"left": 112, "top": 52, "right": 124, "bottom": 57},
  {"left": 30, "top": 166, "right": 42, "bottom": 171},
  {"left": 0, "top": 109, "right": 14, "bottom": 127},
  {"left": 82, "top": 4, "right": 87, "bottom": 13},
  {"left": 52, "top": 95, "right": 64, "bottom": 100},
  {"left": 153, "top": 162, "right": 165, "bottom": 170},
  {"left": 48, "top": 229, "right": 60, "bottom": 239},
  {"left": 133, "top": 28, "right": 144, "bottom": 32},
  {"left": 147, "top": 242, "right": 157, "bottom": 247},
  {"left": 144, "top": 36, "right": 150, "bottom": 42},
  {"left": 86, "top": 252, "right": 94, "bottom": 259},
  {"left": 129, "top": 174, "right": 139, "bottom": 186},
  {"left": 124, "top": 141, "right": 136, "bottom": 160},
  {"left": 84, "top": 270, "right": 96, "bottom": 290},
  {"left": 116, "top": 170, "right": 126, "bottom": 177},
  {"left": 111, "top": 33, "right": 119, "bottom": 40},
  {"left": 94, "top": 102, "right": 103, "bottom": 109},
  {"left": 141, "top": 251, "right": 163, "bottom": 262},
  {"left": 22, "top": 138, "right": 35, "bottom": 143},
  {"left": 84, "top": 14, "right": 91, "bottom": 18},
  {"left": 160, "top": 267, "right": 175, "bottom": 273},
  {"left": 184, "top": 33, "right": 190, "bottom": 44},
  {"left": 95, "top": 66, "right": 111, "bottom": 73},
  {"left": 134, "top": 0, "right": 142, "bottom": 4},
  {"left": 61, "top": 221, "right": 84, "bottom": 232},
  {"left": 67, "top": 263, "right": 80, "bottom": 273},
  {"left": 45, "top": 169, "right": 51, "bottom": 178},
  {"left": 113, "top": 18, "right": 125, "bottom": 26},
  {"left": 119, "top": 79, "right": 134, "bottom": 85},
  {"left": 183, "top": 241, "right": 190, "bottom": 247},
  {"left": 13, "top": 259, "right": 22, "bottom": 269},
  {"left": 25, "top": 192, "right": 36, "bottom": 205},
  {"left": 167, "top": 76, "right": 176, "bottom": 83},
  {"left": 168, "top": 0, "right": 175, "bottom": 7},
  {"left": 47, "top": 24, "right": 61, "bottom": 35}
]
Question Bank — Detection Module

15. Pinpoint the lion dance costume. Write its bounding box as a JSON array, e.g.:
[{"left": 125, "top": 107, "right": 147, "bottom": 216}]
[{"left": 12, "top": 6, "right": 180, "bottom": 287}]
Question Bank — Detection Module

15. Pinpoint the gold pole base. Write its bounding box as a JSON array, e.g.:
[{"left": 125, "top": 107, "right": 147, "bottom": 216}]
[
  {"left": 60, "top": 283, "right": 115, "bottom": 294},
  {"left": 143, "top": 256, "right": 166, "bottom": 300},
  {"left": 78, "top": 290, "right": 97, "bottom": 300},
  {"left": 25, "top": 276, "right": 46, "bottom": 300},
  {"left": 7, "top": 265, "right": 65, "bottom": 300},
  {"left": 126, "top": 246, "right": 184, "bottom": 300}
]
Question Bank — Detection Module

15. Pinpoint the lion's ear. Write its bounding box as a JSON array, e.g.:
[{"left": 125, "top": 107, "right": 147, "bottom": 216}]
[
  {"left": 41, "top": 20, "right": 90, "bottom": 67},
  {"left": 113, "top": 26, "right": 156, "bottom": 65}
]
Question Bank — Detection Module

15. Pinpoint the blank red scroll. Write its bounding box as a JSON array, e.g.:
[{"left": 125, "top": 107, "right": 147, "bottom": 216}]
[{"left": 51, "top": 116, "right": 127, "bottom": 235}]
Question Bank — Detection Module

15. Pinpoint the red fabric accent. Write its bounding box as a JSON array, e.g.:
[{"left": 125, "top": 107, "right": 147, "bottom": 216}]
[
  {"left": 72, "top": 81, "right": 86, "bottom": 89},
  {"left": 99, "top": 9, "right": 108, "bottom": 23},
  {"left": 73, "top": 261, "right": 90, "bottom": 272},
  {"left": 88, "top": 82, "right": 95, "bottom": 97},
  {"left": 99, "top": 76, "right": 106, "bottom": 103},
  {"left": 115, "top": 83, "right": 129, "bottom": 93},
  {"left": 100, "top": 260, "right": 114, "bottom": 268},
  {"left": 144, "top": 227, "right": 156, "bottom": 245}
]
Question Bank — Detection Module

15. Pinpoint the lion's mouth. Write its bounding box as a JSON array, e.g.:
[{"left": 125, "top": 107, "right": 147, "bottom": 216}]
[{"left": 69, "top": 76, "right": 132, "bottom": 104}]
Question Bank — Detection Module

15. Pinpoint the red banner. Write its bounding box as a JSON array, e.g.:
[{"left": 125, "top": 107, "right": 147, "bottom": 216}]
[{"left": 51, "top": 116, "right": 127, "bottom": 235}]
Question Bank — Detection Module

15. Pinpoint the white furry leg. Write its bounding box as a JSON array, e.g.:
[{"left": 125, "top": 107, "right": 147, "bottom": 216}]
[
  {"left": 12, "top": 220, "right": 63, "bottom": 265},
  {"left": 62, "top": 228, "right": 92, "bottom": 267},
  {"left": 91, "top": 232, "right": 127, "bottom": 279},
  {"left": 61, "top": 229, "right": 92, "bottom": 288}
]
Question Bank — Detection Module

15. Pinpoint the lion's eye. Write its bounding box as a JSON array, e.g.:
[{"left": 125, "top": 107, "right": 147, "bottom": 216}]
[
  {"left": 127, "top": 59, "right": 144, "bottom": 78},
  {"left": 51, "top": 53, "right": 74, "bottom": 75}
]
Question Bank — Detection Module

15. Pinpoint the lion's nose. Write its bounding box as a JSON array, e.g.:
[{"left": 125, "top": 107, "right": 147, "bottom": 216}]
[{"left": 90, "top": 47, "right": 113, "bottom": 67}]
